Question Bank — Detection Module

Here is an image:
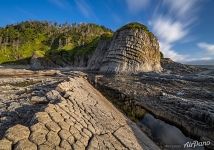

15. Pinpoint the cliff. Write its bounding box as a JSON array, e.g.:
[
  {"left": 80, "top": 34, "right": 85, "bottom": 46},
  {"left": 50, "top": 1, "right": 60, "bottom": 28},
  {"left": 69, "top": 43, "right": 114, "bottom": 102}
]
[
  {"left": 88, "top": 23, "right": 162, "bottom": 73},
  {"left": 87, "top": 39, "right": 111, "bottom": 70},
  {"left": 1, "top": 21, "right": 163, "bottom": 73}
]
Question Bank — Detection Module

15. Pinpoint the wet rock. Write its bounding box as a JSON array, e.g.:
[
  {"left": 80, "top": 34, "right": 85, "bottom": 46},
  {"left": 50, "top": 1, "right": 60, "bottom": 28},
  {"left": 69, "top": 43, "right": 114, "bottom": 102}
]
[{"left": 93, "top": 73, "right": 214, "bottom": 147}]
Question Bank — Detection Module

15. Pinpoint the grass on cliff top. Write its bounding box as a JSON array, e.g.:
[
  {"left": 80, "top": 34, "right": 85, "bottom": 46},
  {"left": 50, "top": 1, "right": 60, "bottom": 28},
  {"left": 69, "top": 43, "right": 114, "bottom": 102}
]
[
  {"left": 117, "top": 22, "right": 149, "bottom": 32},
  {"left": 116, "top": 22, "right": 157, "bottom": 40}
]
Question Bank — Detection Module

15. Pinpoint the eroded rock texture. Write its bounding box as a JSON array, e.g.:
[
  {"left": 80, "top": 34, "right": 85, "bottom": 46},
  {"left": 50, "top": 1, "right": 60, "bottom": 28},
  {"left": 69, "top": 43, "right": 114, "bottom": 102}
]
[
  {"left": 99, "top": 24, "right": 162, "bottom": 73},
  {"left": 0, "top": 74, "right": 159, "bottom": 150},
  {"left": 161, "top": 58, "right": 206, "bottom": 75},
  {"left": 92, "top": 73, "right": 214, "bottom": 149},
  {"left": 0, "top": 75, "right": 64, "bottom": 139}
]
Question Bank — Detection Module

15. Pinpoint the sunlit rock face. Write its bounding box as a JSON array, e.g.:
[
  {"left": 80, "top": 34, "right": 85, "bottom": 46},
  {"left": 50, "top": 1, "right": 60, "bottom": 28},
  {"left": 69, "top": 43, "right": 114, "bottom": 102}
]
[{"left": 99, "top": 23, "right": 162, "bottom": 73}]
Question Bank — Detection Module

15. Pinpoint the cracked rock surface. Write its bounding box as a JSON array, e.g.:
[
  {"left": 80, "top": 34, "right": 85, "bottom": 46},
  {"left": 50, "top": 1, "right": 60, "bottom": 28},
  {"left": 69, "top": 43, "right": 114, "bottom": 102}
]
[
  {"left": 93, "top": 72, "right": 214, "bottom": 148},
  {"left": 0, "top": 72, "right": 159, "bottom": 150}
]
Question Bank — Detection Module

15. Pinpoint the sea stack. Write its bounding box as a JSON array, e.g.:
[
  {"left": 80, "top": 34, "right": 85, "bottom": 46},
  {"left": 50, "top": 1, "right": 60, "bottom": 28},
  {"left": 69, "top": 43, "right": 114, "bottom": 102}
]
[{"left": 99, "top": 22, "right": 162, "bottom": 73}]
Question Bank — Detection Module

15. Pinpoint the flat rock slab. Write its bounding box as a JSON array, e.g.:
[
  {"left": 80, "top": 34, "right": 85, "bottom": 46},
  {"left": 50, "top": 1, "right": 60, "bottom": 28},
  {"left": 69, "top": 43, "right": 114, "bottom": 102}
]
[
  {"left": 0, "top": 68, "right": 61, "bottom": 77},
  {"left": 0, "top": 76, "right": 159, "bottom": 150}
]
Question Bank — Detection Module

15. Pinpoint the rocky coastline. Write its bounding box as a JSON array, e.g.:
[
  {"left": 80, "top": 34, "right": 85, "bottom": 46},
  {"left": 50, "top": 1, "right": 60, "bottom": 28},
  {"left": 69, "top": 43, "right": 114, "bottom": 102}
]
[
  {"left": 0, "top": 22, "right": 213, "bottom": 150},
  {"left": 0, "top": 70, "right": 159, "bottom": 150},
  {"left": 89, "top": 72, "right": 214, "bottom": 149}
]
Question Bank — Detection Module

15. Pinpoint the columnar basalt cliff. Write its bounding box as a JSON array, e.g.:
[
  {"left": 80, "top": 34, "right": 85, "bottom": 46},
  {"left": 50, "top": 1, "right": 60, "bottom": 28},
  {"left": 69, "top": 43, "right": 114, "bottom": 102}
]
[{"left": 98, "top": 23, "right": 162, "bottom": 73}]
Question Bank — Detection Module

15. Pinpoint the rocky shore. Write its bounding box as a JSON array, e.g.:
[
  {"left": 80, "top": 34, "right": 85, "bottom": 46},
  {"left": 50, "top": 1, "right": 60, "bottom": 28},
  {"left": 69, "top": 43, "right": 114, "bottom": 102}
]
[
  {"left": 90, "top": 71, "right": 214, "bottom": 149},
  {"left": 0, "top": 22, "right": 213, "bottom": 150},
  {"left": 0, "top": 69, "right": 159, "bottom": 150},
  {"left": 0, "top": 65, "right": 213, "bottom": 149}
]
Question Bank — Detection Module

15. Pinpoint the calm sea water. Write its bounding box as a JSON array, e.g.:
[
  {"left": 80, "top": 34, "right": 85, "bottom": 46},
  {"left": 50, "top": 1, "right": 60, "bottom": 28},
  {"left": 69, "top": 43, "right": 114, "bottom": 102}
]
[{"left": 139, "top": 114, "right": 204, "bottom": 150}]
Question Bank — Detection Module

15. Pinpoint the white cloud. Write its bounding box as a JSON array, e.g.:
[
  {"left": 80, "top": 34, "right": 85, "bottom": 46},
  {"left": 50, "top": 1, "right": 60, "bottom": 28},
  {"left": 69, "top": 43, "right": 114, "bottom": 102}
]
[
  {"left": 126, "top": 0, "right": 149, "bottom": 14},
  {"left": 159, "top": 42, "right": 187, "bottom": 61},
  {"left": 150, "top": 0, "right": 201, "bottom": 62},
  {"left": 153, "top": 17, "right": 187, "bottom": 43},
  {"left": 163, "top": 0, "right": 199, "bottom": 20},
  {"left": 187, "top": 57, "right": 213, "bottom": 62},
  {"left": 198, "top": 42, "right": 214, "bottom": 55},
  {"left": 151, "top": 16, "right": 188, "bottom": 61},
  {"left": 183, "top": 56, "right": 214, "bottom": 65}
]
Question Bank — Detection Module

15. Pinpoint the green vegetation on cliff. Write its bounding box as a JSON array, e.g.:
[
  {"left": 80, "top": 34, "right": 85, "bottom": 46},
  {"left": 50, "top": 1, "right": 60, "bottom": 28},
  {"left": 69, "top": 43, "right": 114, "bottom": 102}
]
[
  {"left": 117, "top": 22, "right": 156, "bottom": 40},
  {"left": 0, "top": 21, "right": 112, "bottom": 64},
  {"left": 0, "top": 21, "right": 158, "bottom": 66},
  {"left": 117, "top": 22, "right": 149, "bottom": 32}
]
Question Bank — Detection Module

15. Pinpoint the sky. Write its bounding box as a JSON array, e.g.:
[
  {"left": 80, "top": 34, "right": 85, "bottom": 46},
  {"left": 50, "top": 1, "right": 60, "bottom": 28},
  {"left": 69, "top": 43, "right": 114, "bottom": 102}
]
[{"left": 0, "top": 0, "right": 214, "bottom": 64}]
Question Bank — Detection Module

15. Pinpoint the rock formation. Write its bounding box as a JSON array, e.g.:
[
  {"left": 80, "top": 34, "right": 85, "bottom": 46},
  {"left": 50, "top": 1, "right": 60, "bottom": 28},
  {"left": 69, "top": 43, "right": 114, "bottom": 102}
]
[
  {"left": 0, "top": 71, "right": 159, "bottom": 150},
  {"left": 1, "top": 21, "right": 213, "bottom": 150},
  {"left": 26, "top": 22, "right": 163, "bottom": 73},
  {"left": 30, "top": 52, "right": 57, "bottom": 70},
  {"left": 87, "top": 39, "right": 111, "bottom": 71},
  {"left": 95, "top": 23, "right": 162, "bottom": 73},
  {"left": 161, "top": 58, "right": 205, "bottom": 74},
  {"left": 92, "top": 72, "right": 214, "bottom": 149}
]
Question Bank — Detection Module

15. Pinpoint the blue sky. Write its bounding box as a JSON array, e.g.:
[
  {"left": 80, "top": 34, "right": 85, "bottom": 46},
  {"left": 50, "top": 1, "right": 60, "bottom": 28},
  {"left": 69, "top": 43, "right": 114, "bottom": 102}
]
[{"left": 0, "top": 0, "right": 214, "bottom": 63}]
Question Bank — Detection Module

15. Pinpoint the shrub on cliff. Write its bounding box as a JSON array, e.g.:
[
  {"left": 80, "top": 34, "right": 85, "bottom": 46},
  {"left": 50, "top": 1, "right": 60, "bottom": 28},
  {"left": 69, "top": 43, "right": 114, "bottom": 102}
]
[
  {"left": 0, "top": 21, "right": 112, "bottom": 64},
  {"left": 160, "top": 52, "right": 164, "bottom": 59},
  {"left": 117, "top": 22, "right": 149, "bottom": 32}
]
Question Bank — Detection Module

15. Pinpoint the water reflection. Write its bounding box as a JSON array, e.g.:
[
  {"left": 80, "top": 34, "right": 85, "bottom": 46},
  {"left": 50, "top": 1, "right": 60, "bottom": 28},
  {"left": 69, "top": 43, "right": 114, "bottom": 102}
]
[{"left": 139, "top": 114, "right": 204, "bottom": 150}]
